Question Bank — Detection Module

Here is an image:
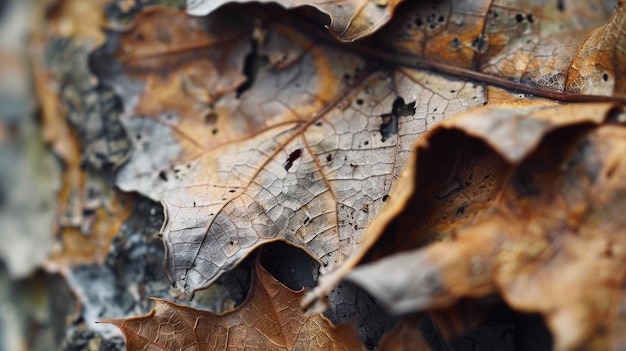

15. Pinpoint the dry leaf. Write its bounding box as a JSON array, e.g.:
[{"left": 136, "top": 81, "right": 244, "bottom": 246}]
[
  {"left": 105, "top": 257, "right": 366, "bottom": 350},
  {"left": 377, "top": 316, "right": 431, "bottom": 351},
  {"left": 91, "top": 6, "right": 486, "bottom": 297},
  {"left": 309, "top": 102, "right": 626, "bottom": 350},
  {"left": 186, "top": 0, "right": 405, "bottom": 42},
  {"left": 91, "top": 0, "right": 626, "bottom": 302},
  {"left": 372, "top": 0, "right": 625, "bottom": 98},
  {"left": 20, "top": 0, "right": 626, "bottom": 348}
]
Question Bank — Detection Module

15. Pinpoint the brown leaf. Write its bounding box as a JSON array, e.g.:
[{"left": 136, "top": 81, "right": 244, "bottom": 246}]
[
  {"left": 308, "top": 103, "right": 626, "bottom": 350},
  {"left": 186, "top": 0, "right": 405, "bottom": 42},
  {"left": 105, "top": 257, "right": 366, "bottom": 350},
  {"left": 365, "top": 0, "right": 626, "bottom": 100},
  {"left": 377, "top": 316, "right": 431, "bottom": 351},
  {"left": 92, "top": 6, "right": 487, "bottom": 297}
]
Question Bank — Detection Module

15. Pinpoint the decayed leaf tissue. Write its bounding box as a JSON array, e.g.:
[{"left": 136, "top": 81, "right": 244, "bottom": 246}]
[{"left": 0, "top": 0, "right": 625, "bottom": 350}]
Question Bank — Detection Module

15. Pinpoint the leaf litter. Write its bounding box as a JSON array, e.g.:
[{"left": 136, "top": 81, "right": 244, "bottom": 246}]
[{"left": 16, "top": 0, "right": 626, "bottom": 349}]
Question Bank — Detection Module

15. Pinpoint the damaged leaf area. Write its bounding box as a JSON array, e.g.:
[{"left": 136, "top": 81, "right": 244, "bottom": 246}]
[
  {"left": 310, "top": 103, "right": 626, "bottom": 351},
  {"left": 91, "top": 6, "right": 485, "bottom": 297},
  {"left": 372, "top": 0, "right": 626, "bottom": 99},
  {"left": 105, "top": 257, "right": 365, "bottom": 350},
  {"left": 185, "top": 0, "right": 406, "bottom": 42}
]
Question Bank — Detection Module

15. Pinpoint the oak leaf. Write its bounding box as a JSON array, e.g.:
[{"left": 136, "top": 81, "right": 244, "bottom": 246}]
[
  {"left": 105, "top": 257, "right": 366, "bottom": 350},
  {"left": 307, "top": 103, "right": 626, "bottom": 350}
]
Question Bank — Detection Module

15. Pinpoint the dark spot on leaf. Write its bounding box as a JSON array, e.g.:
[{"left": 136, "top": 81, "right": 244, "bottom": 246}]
[
  {"left": 382, "top": 194, "right": 390, "bottom": 202},
  {"left": 515, "top": 13, "right": 525, "bottom": 23},
  {"left": 135, "top": 32, "right": 144, "bottom": 41},
  {"left": 455, "top": 203, "right": 468, "bottom": 216},
  {"left": 557, "top": 0, "right": 565, "bottom": 12},
  {"left": 364, "top": 140, "right": 369, "bottom": 145},
  {"left": 315, "top": 121, "right": 323, "bottom": 126},
  {"left": 603, "top": 73, "right": 609, "bottom": 82},
  {"left": 204, "top": 112, "right": 218, "bottom": 125},
  {"left": 414, "top": 18, "right": 423, "bottom": 26},
  {"left": 193, "top": 202, "right": 196, "bottom": 207},
  {"left": 471, "top": 35, "right": 488, "bottom": 51},
  {"left": 229, "top": 189, "right": 236, "bottom": 193},
  {"left": 343, "top": 73, "right": 351, "bottom": 80},
  {"left": 212, "top": 128, "right": 218, "bottom": 135},
  {"left": 436, "top": 181, "right": 463, "bottom": 200},
  {"left": 527, "top": 14, "right": 534, "bottom": 23},
  {"left": 451, "top": 38, "right": 460, "bottom": 47},
  {"left": 284, "top": 149, "right": 302, "bottom": 171},
  {"left": 356, "top": 98, "right": 364, "bottom": 105},
  {"left": 304, "top": 216, "right": 311, "bottom": 225},
  {"left": 158, "top": 171, "right": 168, "bottom": 181},
  {"left": 326, "top": 154, "right": 333, "bottom": 162},
  {"left": 438, "top": 15, "right": 445, "bottom": 23},
  {"left": 379, "top": 97, "right": 416, "bottom": 142},
  {"left": 156, "top": 29, "right": 171, "bottom": 44}
]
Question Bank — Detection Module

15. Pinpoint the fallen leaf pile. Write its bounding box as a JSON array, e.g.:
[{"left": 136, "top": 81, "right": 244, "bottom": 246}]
[{"left": 2, "top": 0, "right": 625, "bottom": 349}]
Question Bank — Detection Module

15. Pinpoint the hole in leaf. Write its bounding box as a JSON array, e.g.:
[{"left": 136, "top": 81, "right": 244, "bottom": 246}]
[
  {"left": 236, "top": 40, "right": 270, "bottom": 98},
  {"left": 379, "top": 97, "right": 416, "bottom": 142},
  {"left": 284, "top": 149, "right": 302, "bottom": 171}
]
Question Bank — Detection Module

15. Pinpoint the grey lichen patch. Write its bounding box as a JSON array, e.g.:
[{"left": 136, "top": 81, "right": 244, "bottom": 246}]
[{"left": 44, "top": 38, "right": 131, "bottom": 169}]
